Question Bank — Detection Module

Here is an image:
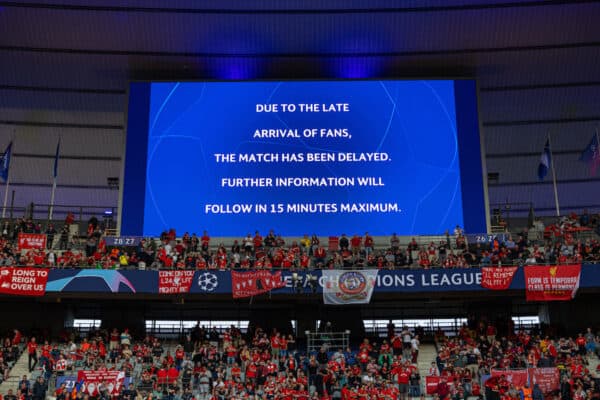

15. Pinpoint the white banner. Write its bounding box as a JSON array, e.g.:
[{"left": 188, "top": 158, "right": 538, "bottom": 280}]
[{"left": 322, "top": 270, "right": 378, "bottom": 305}]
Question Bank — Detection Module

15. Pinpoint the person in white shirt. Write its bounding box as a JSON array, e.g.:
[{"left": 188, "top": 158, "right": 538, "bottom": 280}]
[
  {"left": 428, "top": 361, "right": 439, "bottom": 376},
  {"left": 55, "top": 354, "right": 67, "bottom": 375},
  {"left": 47, "top": 251, "right": 55, "bottom": 266},
  {"left": 243, "top": 235, "right": 253, "bottom": 256},
  {"left": 525, "top": 255, "right": 537, "bottom": 265},
  {"left": 402, "top": 327, "right": 412, "bottom": 360},
  {"left": 411, "top": 335, "right": 420, "bottom": 362}
]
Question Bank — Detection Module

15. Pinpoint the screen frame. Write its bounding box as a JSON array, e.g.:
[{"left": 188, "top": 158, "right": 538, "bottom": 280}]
[{"left": 119, "top": 78, "right": 490, "bottom": 236}]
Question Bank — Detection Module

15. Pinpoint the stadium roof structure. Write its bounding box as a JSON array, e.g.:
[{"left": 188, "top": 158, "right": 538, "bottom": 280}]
[{"left": 0, "top": 0, "right": 599, "bottom": 216}]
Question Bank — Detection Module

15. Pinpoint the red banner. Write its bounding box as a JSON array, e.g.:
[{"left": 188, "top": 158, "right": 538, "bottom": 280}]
[
  {"left": 481, "top": 266, "right": 518, "bottom": 290},
  {"left": 17, "top": 233, "right": 46, "bottom": 250},
  {"left": 491, "top": 369, "right": 528, "bottom": 388},
  {"left": 231, "top": 270, "right": 286, "bottom": 298},
  {"left": 158, "top": 270, "right": 195, "bottom": 294},
  {"left": 0, "top": 267, "right": 49, "bottom": 296},
  {"left": 529, "top": 368, "right": 559, "bottom": 394},
  {"left": 524, "top": 265, "right": 581, "bottom": 301},
  {"left": 77, "top": 370, "right": 125, "bottom": 396},
  {"left": 425, "top": 376, "right": 441, "bottom": 395}
]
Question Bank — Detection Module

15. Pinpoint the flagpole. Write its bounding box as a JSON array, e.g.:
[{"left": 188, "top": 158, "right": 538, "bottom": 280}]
[
  {"left": 49, "top": 137, "right": 60, "bottom": 221},
  {"left": 2, "top": 132, "right": 14, "bottom": 219},
  {"left": 548, "top": 133, "right": 560, "bottom": 217},
  {"left": 49, "top": 177, "right": 57, "bottom": 220},
  {"left": 2, "top": 176, "right": 9, "bottom": 219}
]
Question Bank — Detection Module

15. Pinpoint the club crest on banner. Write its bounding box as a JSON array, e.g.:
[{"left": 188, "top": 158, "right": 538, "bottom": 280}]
[
  {"left": 338, "top": 271, "right": 368, "bottom": 299},
  {"left": 323, "top": 270, "right": 378, "bottom": 305}
]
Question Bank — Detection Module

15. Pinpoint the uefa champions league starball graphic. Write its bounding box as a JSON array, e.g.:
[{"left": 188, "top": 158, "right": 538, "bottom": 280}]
[{"left": 197, "top": 272, "right": 218, "bottom": 292}]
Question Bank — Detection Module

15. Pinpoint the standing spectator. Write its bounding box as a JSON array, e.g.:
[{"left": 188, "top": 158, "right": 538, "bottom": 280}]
[
  {"left": 401, "top": 327, "right": 412, "bottom": 360},
  {"left": 120, "top": 329, "right": 131, "bottom": 346},
  {"left": 339, "top": 234, "right": 349, "bottom": 251},
  {"left": 12, "top": 329, "right": 22, "bottom": 347},
  {"left": 390, "top": 233, "right": 400, "bottom": 251},
  {"left": 58, "top": 225, "right": 69, "bottom": 250},
  {"left": 411, "top": 334, "right": 420, "bottom": 363},
  {"left": 201, "top": 231, "right": 210, "bottom": 252},
  {"left": 4, "top": 389, "right": 17, "bottom": 400},
  {"left": 350, "top": 234, "right": 362, "bottom": 256},
  {"left": 409, "top": 370, "right": 421, "bottom": 397},
  {"left": 585, "top": 327, "right": 596, "bottom": 355},
  {"left": 45, "top": 224, "right": 56, "bottom": 249},
  {"left": 27, "top": 337, "right": 38, "bottom": 372},
  {"left": 32, "top": 376, "right": 47, "bottom": 400},
  {"left": 561, "top": 375, "right": 572, "bottom": 400},
  {"left": 364, "top": 232, "right": 374, "bottom": 257},
  {"left": 253, "top": 231, "right": 263, "bottom": 252},
  {"left": 429, "top": 361, "right": 439, "bottom": 376},
  {"left": 486, "top": 323, "right": 497, "bottom": 344},
  {"left": 243, "top": 234, "right": 253, "bottom": 256},
  {"left": 64, "top": 212, "right": 75, "bottom": 226},
  {"left": 310, "top": 234, "right": 320, "bottom": 256}
]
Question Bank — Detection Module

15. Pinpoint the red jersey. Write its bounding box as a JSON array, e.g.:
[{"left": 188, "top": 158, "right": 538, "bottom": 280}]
[{"left": 27, "top": 341, "right": 37, "bottom": 354}]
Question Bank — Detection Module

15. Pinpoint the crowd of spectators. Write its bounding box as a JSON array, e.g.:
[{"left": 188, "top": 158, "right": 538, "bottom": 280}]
[
  {"left": 9, "top": 324, "right": 428, "bottom": 400},
  {"left": 432, "top": 320, "right": 600, "bottom": 400},
  {"left": 0, "top": 211, "right": 599, "bottom": 270},
  {"left": 10, "top": 321, "right": 600, "bottom": 400}
]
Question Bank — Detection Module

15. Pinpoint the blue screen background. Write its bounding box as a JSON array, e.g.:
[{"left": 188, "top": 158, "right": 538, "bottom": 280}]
[{"left": 123, "top": 80, "right": 485, "bottom": 236}]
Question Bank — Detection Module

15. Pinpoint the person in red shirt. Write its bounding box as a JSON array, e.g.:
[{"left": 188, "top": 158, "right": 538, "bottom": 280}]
[
  {"left": 314, "top": 246, "right": 327, "bottom": 267},
  {"left": 196, "top": 257, "right": 207, "bottom": 270},
  {"left": 174, "top": 345, "right": 185, "bottom": 369},
  {"left": 436, "top": 377, "right": 450, "bottom": 400},
  {"left": 350, "top": 235, "right": 362, "bottom": 256},
  {"left": 357, "top": 349, "right": 369, "bottom": 370},
  {"left": 54, "top": 354, "right": 67, "bottom": 376},
  {"left": 12, "top": 329, "right": 21, "bottom": 348},
  {"left": 271, "top": 333, "right": 281, "bottom": 360},
  {"left": 225, "top": 343, "right": 237, "bottom": 365},
  {"left": 472, "top": 381, "right": 482, "bottom": 399},
  {"left": 359, "top": 338, "right": 372, "bottom": 353},
  {"left": 300, "top": 254, "right": 310, "bottom": 269},
  {"left": 156, "top": 367, "right": 168, "bottom": 388},
  {"left": 486, "top": 323, "right": 497, "bottom": 343},
  {"left": 575, "top": 333, "right": 586, "bottom": 355},
  {"left": 253, "top": 231, "right": 263, "bottom": 252},
  {"left": 245, "top": 362, "right": 257, "bottom": 384},
  {"left": 39, "top": 340, "right": 51, "bottom": 370},
  {"left": 27, "top": 337, "right": 37, "bottom": 372}
]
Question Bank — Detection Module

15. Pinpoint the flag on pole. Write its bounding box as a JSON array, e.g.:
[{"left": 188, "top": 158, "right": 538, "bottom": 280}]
[
  {"left": 537, "top": 138, "right": 551, "bottom": 180},
  {"left": 579, "top": 133, "right": 600, "bottom": 176},
  {"left": 53, "top": 139, "right": 61, "bottom": 179},
  {"left": 0, "top": 142, "right": 12, "bottom": 183}
]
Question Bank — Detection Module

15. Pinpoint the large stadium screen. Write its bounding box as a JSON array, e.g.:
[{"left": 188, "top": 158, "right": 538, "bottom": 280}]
[{"left": 122, "top": 80, "right": 487, "bottom": 236}]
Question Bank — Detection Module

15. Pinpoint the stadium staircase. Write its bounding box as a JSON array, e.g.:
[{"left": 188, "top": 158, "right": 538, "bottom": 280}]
[
  {"left": 0, "top": 351, "right": 31, "bottom": 395},
  {"left": 588, "top": 353, "right": 599, "bottom": 378},
  {"left": 416, "top": 343, "right": 437, "bottom": 378}
]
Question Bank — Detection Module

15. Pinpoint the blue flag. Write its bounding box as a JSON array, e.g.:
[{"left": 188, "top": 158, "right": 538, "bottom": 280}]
[
  {"left": 0, "top": 142, "right": 12, "bottom": 183},
  {"left": 53, "top": 139, "right": 60, "bottom": 179},
  {"left": 537, "top": 138, "right": 551, "bottom": 180},
  {"left": 579, "top": 133, "right": 599, "bottom": 175}
]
